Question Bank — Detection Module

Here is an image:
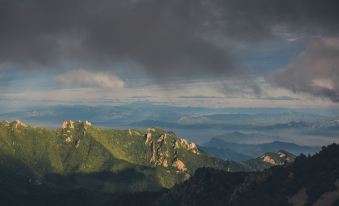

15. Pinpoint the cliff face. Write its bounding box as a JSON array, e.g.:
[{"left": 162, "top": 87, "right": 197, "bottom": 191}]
[{"left": 144, "top": 128, "right": 201, "bottom": 173}]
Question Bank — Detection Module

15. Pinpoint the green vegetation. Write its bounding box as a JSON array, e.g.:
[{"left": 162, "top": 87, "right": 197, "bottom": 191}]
[
  {"left": 0, "top": 120, "right": 241, "bottom": 194},
  {"left": 1, "top": 119, "right": 336, "bottom": 206},
  {"left": 144, "top": 144, "right": 339, "bottom": 206}
]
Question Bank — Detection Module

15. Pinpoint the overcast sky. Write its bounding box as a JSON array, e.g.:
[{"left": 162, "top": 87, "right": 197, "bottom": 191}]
[{"left": 1, "top": 0, "right": 339, "bottom": 110}]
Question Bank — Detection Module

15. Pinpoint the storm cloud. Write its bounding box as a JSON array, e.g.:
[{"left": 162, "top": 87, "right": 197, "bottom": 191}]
[
  {"left": 272, "top": 37, "right": 339, "bottom": 102},
  {"left": 0, "top": 0, "right": 339, "bottom": 81}
]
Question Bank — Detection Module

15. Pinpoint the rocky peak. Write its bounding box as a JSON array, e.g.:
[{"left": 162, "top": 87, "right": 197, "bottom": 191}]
[
  {"left": 261, "top": 154, "right": 277, "bottom": 165},
  {"left": 83, "top": 120, "right": 92, "bottom": 127},
  {"left": 260, "top": 150, "right": 295, "bottom": 166},
  {"left": 61, "top": 120, "right": 92, "bottom": 129},
  {"left": 276, "top": 150, "right": 294, "bottom": 162},
  {"left": 277, "top": 151, "right": 287, "bottom": 158},
  {"left": 145, "top": 128, "right": 155, "bottom": 145},
  {"left": 142, "top": 128, "right": 196, "bottom": 173},
  {"left": 175, "top": 138, "right": 199, "bottom": 154},
  {"left": 61, "top": 120, "right": 75, "bottom": 129},
  {"left": 60, "top": 120, "right": 91, "bottom": 146},
  {"left": 80, "top": 120, "right": 92, "bottom": 131},
  {"left": 0, "top": 120, "right": 10, "bottom": 126},
  {"left": 10, "top": 120, "right": 27, "bottom": 128}
]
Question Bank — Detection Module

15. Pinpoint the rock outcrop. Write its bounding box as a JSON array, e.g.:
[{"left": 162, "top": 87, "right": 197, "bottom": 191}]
[
  {"left": 256, "top": 150, "right": 295, "bottom": 167},
  {"left": 143, "top": 128, "right": 201, "bottom": 173},
  {"left": 145, "top": 128, "right": 167, "bottom": 167},
  {"left": 61, "top": 120, "right": 75, "bottom": 129},
  {"left": 65, "top": 136, "right": 73, "bottom": 143},
  {"left": 145, "top": 128, "right": 155, "bottom": 145},
  {"left": 11, "top": 120, "right": 27, "bottom": 128},
  {"left": 83, "top": 120, "right": 92, "bottom": 126},
  {"left": 175, "top": 138, "right": 199, "bottom": 154},
  {"left": 61, "top": 120, "right": 92, "bottom": 129},
  {"left": 261, "top": 154, "right": 277, "bottom": 165},
  {"left": 172, "top": 159, "right": 187, "bottom": 171},
  {"left": 75, "top": 139, "right": 81, "bottom": 148},
  {"left": 277, "top": 150, "right": 293, "bottom": 161},
  {"left": 60, "top": 120, "right": 92, "bottom": 144},
  {"left": 0, "top": 120, "right": 10, "bottom": 126}
]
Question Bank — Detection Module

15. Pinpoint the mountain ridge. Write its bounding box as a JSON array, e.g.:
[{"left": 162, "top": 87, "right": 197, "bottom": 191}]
[{"left": 0, "top": 119, "right": 244, "bottom": 193}]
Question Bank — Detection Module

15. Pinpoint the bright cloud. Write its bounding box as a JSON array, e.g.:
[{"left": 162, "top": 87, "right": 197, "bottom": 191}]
[{"left": 56, "top": 69, "right": 124, "bottom": 89}]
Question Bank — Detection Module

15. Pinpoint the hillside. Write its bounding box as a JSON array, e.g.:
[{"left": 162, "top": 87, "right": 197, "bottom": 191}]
[
  {"left": 8, "top": 143, "right": 337, "bottom": 206},
  {"left": 0, "top": 120, "right": 242, "bottom": 194},
  {"left": 146, "top": 144, "right": 339, "bottom": 206},
  {"left": 1, "top": 119, "right": 337, "bottom": 206}
]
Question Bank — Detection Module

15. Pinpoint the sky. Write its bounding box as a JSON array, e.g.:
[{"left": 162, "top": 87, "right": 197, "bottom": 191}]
[{"left": 1, "top": 0, "right": 339, "bottom": 110}]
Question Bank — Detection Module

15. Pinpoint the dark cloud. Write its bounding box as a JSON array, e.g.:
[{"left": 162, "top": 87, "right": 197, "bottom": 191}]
[
  {"left": 0, "top": 0, "right": 339, "bottom": 81},
  {"left": 271, "top": 37, "right": 339, "bottom": 102}
]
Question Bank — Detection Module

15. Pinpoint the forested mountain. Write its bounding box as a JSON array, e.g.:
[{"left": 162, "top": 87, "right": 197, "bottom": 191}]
[{"left": 0, "top": 120, "right": 242, "bottom": 195}]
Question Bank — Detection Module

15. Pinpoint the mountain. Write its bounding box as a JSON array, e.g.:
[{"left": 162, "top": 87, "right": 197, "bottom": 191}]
[
  {"left": 199, "top": 146, "right": 253, "bottom": 162},
  {"left": 132, "top": 144, "right": 339, "bottom": 206},
  {"left": 258, "top": 141, "right": 319, "bottom": 154},
  {"left": 196, "top": 111, "right": 328, "bottom": 125},
  {"left": 209, "top": 131, "right": 286, "bottom": 144},
  {"left": 203, "top": 137, "right": 319, "bottom": 161},
  {"left": 0, "top": 120, "right": 243, "bottom": 194},
  {"left": 243, "top": 150, "right": 296, "bottom": 170},
  {"left": 203, "top": 137, "right": 315, "bottom": 170},
  {"left": 2, "top": 119, "right": 337, "bottom": 206}
]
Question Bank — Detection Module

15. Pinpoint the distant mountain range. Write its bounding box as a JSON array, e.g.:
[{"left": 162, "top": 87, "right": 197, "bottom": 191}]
[
  {"left": 209, "top": 131, "right": 292, "bottom": 144},
  {"left": 199, "top": 146, "right": 253, "bottom": 162},
  {"left": 201, "top": 136, "right": 319, "bottom": 162},
  {"left": 2, "top": 104, "right": 332, "bottom": 126},
  {"left": 1, "top": 103, "right": 338, "bottom": 146}
]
